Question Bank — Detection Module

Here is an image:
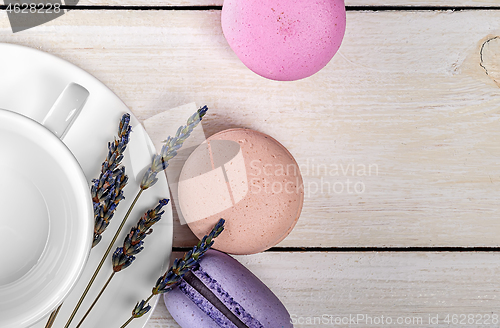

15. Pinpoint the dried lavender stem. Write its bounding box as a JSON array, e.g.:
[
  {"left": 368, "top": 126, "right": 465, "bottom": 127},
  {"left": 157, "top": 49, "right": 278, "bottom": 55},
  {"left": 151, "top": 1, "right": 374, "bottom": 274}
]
[
  {"left": 63, "top": 189, "right": 143, "bottom": 328},
  {"left": 120, "top": 316, "right": 134, "bottom": 328},
  {"left": 119, "top": 294, "right": 154, "bottom": 328},
  {"left": 75, "top": 271, "right": 116, "bottom": 328},
  {"left": 44, "top": 304, "right": 62, "bottom": 328}
]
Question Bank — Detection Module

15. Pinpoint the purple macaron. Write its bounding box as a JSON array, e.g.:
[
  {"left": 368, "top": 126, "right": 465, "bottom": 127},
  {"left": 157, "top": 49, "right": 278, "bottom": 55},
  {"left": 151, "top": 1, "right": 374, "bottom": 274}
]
[{"left": 164, "top": 249, "right": 292, "bottom": 328}]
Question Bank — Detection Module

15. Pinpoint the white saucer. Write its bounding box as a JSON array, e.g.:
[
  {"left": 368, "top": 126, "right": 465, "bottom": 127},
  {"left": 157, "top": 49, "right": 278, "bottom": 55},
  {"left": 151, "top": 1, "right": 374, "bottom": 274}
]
[{"left": 0, "top": 43, "right": 173, "bottom": 328}]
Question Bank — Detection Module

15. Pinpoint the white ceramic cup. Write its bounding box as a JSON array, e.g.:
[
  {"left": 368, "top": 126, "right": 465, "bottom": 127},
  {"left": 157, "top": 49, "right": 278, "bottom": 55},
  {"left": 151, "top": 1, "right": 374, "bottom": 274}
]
[{"left": 0, "top": 83, "right": 93, "bottom": 328}]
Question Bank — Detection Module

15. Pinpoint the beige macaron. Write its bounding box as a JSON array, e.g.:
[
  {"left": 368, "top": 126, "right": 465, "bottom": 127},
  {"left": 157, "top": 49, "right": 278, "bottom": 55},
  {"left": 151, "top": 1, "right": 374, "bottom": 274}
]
[{"left": 178, "top": 128, "right": 304, "bottom": 255}]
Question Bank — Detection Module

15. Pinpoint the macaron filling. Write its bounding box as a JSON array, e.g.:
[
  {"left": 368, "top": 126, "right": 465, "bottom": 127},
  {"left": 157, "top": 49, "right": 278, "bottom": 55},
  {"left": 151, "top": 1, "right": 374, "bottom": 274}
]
[{"left": 178, "top": 266, "right": 264, "bottom": 328}]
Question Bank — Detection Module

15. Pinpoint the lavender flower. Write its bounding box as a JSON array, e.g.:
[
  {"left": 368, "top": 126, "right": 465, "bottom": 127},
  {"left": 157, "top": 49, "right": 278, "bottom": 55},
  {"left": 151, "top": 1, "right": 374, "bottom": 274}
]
[
  {"left": 92, "top": 167, "right": 128, "bottom": 247},
  {"left": 74, "top": 199, "right": 171, "bottom": 328},
  {"left": 119, "top": 219, "right": 225, "bottom": 328},
  {"left": 140, "top": 106, "right": 208, "bottom": 190},
  {"left": 153, "top": 218, "right": 224, "bottom": 294},
  {"left": 101, "top": 113, "right": 132, "bottom": 174},
  {"left": 132, "top": 300, "right": 151, "bottom": 319},
  {"left": 91, "top": 113, "right": 132, "bottom": 247},
  {"left": 112, "top": 199, "right": 169, "bottom": 272},
  {"left": 111, "top": 247, "right": 135, "bottom": 272}
]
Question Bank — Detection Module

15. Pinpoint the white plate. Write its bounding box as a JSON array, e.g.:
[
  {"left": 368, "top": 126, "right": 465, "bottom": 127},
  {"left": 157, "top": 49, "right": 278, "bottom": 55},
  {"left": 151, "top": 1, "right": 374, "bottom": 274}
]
[{"left": 0, "top": 43, "right": 173, "bottom": 328}]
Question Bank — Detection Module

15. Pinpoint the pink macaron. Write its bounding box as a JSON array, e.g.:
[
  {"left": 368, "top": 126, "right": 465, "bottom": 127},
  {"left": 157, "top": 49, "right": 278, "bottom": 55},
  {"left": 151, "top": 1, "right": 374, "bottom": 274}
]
[{"left": 222, "top": 0, "right": 346, "bottom": 81}]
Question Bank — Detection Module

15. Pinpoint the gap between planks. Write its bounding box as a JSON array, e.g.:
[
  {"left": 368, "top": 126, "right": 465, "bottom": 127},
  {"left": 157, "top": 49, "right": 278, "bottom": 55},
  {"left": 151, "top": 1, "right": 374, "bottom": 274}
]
[{"left": 172, "top": 247, "right": 500, "bottom": 253}]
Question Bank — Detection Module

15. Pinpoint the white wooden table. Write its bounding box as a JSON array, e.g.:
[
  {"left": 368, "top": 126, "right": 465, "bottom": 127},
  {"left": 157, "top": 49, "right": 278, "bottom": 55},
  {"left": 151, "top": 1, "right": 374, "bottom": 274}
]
[{"left": 2, "top": 1, "right": 500, "bottom": 327}]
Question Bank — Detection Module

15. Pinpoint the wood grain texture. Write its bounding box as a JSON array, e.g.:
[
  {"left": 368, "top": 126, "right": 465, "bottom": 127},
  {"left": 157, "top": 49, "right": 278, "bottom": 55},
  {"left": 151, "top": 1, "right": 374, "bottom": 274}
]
[
  {"left": 146, "top": 252, "right": 500, "bottom": 328},
  {"left": 1, "top": 10, "right": 500, "bottom": 247},
  {"left": 2, "top": 6, "right": 500, "bottom": 328},
  {"left": 65, "top": 0, "right": 500, "bottom": 8}
]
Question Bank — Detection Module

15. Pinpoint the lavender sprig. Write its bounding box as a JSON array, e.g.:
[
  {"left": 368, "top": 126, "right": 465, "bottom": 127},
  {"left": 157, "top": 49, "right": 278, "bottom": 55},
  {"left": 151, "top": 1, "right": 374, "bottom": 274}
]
[
  {"left": 113, "top": 199, "right": 169, "bottom": 272},
  {"left": 140, "top": 105, "right": 208, "bottom": 190},
  {"left": 92, "top": 113, "right": 132, "bottom": 247},
  {"left": 44, "top": 114, "right": 132, "bottom": 328},
  {"left": 119, "top": 218, "right": 225, "bottom": 328},
  {"left": 75, "top": 199, "right": 170, "bottom": 328},
  {"left": 93, "top": 167, "right": 128, "bottom": 247},
  {"left": 153, "top": 218, "right": 225, "bottom": 294},
  {"left": 63, "top": 108, "right": 208, "bottom": 328},
  {"left": 103, "top": 114, "right": 132, "bottom": 173},
  {"left": 91, "top": 113, "right": 131, "bottom": 203}
]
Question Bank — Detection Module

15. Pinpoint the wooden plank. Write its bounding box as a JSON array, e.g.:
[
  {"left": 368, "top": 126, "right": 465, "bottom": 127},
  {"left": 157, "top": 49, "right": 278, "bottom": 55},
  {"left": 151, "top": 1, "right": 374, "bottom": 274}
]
[
  {"left": 64, "top": 0, "right": 500, "bottom": 8},
  {"left": 1, "top": 10, "right": 500, "bottom": 247},
  {"left": 146, "top": 252, "right": 500, "bottom": 328},
  {"left": 346, "top": 0, "right": 500, "bottom": 6}
]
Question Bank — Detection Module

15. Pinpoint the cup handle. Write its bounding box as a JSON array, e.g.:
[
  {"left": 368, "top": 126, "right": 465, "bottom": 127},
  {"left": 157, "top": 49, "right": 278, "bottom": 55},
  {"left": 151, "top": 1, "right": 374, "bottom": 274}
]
[{"left": 41, "top": 83, "right": 89, "bottom": 139}]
